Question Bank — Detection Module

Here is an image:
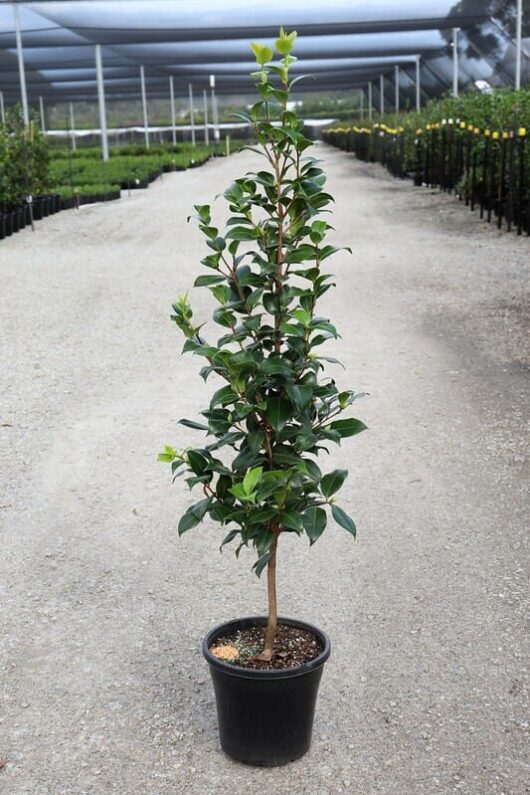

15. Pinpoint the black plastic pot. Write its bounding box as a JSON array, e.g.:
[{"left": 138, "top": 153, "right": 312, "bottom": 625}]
[
  {"left": 33, "top": 198, "right": 43, "bottom": 220},
  {"left": 203, "top": 616, "right": 330, "bottom": 767}
]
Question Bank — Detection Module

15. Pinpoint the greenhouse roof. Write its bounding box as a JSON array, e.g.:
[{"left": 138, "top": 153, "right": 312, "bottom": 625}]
[{"left": 0, "top": 0, "right": 527, "bottom": 105}]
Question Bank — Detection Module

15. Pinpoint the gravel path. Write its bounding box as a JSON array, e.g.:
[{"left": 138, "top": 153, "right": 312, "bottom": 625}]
[{"left": 1, "top": 146, "right": 528, "bottom": 795}]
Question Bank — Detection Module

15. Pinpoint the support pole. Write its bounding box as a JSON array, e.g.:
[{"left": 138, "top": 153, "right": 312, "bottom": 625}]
[
  {"left": 368, "top": 82, "right": 373, "bottom": 121},
  {"left": 379, "top": 74, "right": 384, "bottom": 116},
  {"left": 452, "top": 28, "right": 460, "bottom": 97},
  {"left": 188, "top": 82, "right": 195, "bottom": 146},
  {"left": 515, "top": 0, "right": 522, "bottom": 90},
  {"left": 140, "top": 65, "right": 149, "bottom": 149},
  {"left": 210, "top": 74, "right": 220, "bottom": 144},
  {"left": 203, "top": 89, "right": 209, "bottom": 145},
  {"left": 1, "top": 91, "right": 6, "bottom": 125},
  {"left": 95, "top": 44, "right": 109, "bottom": 161},
  {"left": 169, "top": 75, "right": 177, "bottom": 145},
  {"left": 415, "top": 55, "right": 421, "bottom": 112},
  {"left": 13, "top": 2, "right": 29, "bottom": 125},
  {"left": 39, "top": 96, "right": 46, "bottom": 132},
  {"left": 394, "top": 65, "right": 400, "bottom": 114},
  {"left": 69, "top": 102, "right": 77, "bottom": 151},
  {"left": 360, "top": 89, "right": 364, "bottom": 121}
]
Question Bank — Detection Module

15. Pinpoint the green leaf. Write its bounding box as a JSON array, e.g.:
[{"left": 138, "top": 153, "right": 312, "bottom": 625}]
[
  {"left": 331, "top": 504, "right": 356, "bottom": 537},
  {"left": 319, "top": 245, "right": 340, "bottom": 261},
  {"left": 250, "top": 42, "right": 273, "bottom": 66},
  {"left": 287, "top": 244, "right": 316, "bottom": 264},
  {"left": 211, "top": 386, "right": 239, "bottom": 407},
  {"left": 187, "top": 450, "right": 209, "bottom": 474},
  {"left": 178, "top": 498, "right": 211, "bottom": 535},
  {"left": 281, "top": 510, "right": 303, "bottom": 531},
  {"left": 321, "top": 469, "right": 348, "bottom": 498},
  {"left": 263, "top": 292, "right": 281, "bottom": 315},
  {"left": 327, "top": 418, "right": 368, "bottom": 438},
  {"left": 309, "top": 220, "right": 327, "bottom": 244},
  {"left": 229, "top": 483, "right": 256, "bottom": 503},
  {"left": 243, "top": 466, "right": 263, "bottom": 494},
  {"left": 261, "top": 357, "right": 293, "bottom": 376},
  {"left": 286, "top": 383, "right": 313, "bottom": 409},
  {"left": 158, "top": 453, "right": 173, "bottom": 463},
  {"left": 266, "top": 397, "right": 293, "bottom": 431},
  {"left": 247, "top": 507, "right": 276, "bottom": 525},
  {"left": 193, "top": 274, "right": 225, "bottom": 287},
  {"left": 193, "top": 204, "right": 210, "bottom": 222},
  {"left": 178, "top": 418, "right": 209, "bottom": 431},
  {"left": 219, "top": 528, "right": 240, "bottom": 551},
  {"left": 157, "top": 444, "right": 176, "bottom": 463},
  {"left": 293, "top": 308, "right": 311, "bottom": 326},
  {"left": 224, "top": 182, "right": 243, "bottom": 203},
  {"left": 226, "top": 226, "right": 259, "bottom": 241},
  {"left": 317, "top": 355, "right": 345, "bottom": 368},
  {"left": 303, "top": 506, "right": 327, "bottom": 544},
  {"left": 275, "top": 28, "right": 298, "bottom": 56},
  {"left": 247, "top": 431, "right": 264, "bottom": 454},
  {"left": 253, "top": 550, "right": 271, "bottom": 577}
]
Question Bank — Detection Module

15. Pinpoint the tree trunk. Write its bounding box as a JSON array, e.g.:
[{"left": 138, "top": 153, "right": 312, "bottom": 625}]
[{"left": 258, "top": 525, "right": 280, "bottom": 661}]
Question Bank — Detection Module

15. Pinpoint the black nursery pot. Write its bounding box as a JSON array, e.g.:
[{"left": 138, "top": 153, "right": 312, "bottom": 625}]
[
  {"left": 32, "top": 198, "right": 43, "bottom": 220},
  {"left": 203, "top": 616, "right": 331, "bottom": 767}
]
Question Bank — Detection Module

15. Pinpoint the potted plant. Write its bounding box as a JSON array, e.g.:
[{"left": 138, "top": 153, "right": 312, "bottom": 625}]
[{"left": 159, "top": 28, "right": 367, "bottom": 766}]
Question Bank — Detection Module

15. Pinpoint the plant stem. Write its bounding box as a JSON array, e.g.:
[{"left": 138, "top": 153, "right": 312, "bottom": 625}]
[{"left": 258, "top": 523, "right": 280, "bottom": 661}]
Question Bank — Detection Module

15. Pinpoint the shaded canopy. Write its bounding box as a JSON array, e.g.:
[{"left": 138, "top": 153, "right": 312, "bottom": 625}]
[{"left": 0, "top": 0, "right": 527, "bottom": 108}]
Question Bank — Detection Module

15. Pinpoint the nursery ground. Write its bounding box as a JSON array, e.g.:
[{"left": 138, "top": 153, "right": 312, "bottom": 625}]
[{"left": 0, "top": 146, "right": 528, "bottom": 795}]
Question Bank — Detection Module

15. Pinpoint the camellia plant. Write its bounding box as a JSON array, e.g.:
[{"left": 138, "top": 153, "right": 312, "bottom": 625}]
[{"left": 160, "top": 28, "right": 366, "bottom": 663}]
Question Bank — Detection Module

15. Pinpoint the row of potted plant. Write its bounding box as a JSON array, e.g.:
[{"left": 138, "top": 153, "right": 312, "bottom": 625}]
[
  {"left": 57, "top": 183, "right": 122, "bottom": 209},
  {"left": 50, "top": 140, "right": 247, "bottom": 161},
  {"left": 0, "top": 193, "right": 62, "bottom": 240},
  {"left": 0, "top": 132, "right": 244, "bottom": 241},
  {"left": 0, "top": 107, "right": 53, "bottom": 241},
  {"left": 48, "top": 141, "right": 252, "bottom": 198},
  {"left": 324, "top": 86, "right": 530, "bottom": 182}
]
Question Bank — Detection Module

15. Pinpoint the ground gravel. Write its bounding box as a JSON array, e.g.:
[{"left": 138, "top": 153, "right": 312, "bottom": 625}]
[{"left": 0, "top": 145, "right": 528, "bottom": 794}]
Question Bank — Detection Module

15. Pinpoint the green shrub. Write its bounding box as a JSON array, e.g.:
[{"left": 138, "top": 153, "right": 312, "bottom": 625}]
[{"left": 0, "top": 106, "right": 50, "bottom": 206}]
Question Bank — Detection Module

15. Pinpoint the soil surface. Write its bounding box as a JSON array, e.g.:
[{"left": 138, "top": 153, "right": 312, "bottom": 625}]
[
  {"left": 211, "top": 624, "right": 322, "bottom": 669},
  {"left": 1, "top": 145, "right": 528, "bottom": 794}
]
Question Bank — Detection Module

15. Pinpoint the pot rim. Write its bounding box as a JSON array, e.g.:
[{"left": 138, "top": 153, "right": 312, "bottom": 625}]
[{"left": 202, "top": 615, "right": 331, "bottom": 680}]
